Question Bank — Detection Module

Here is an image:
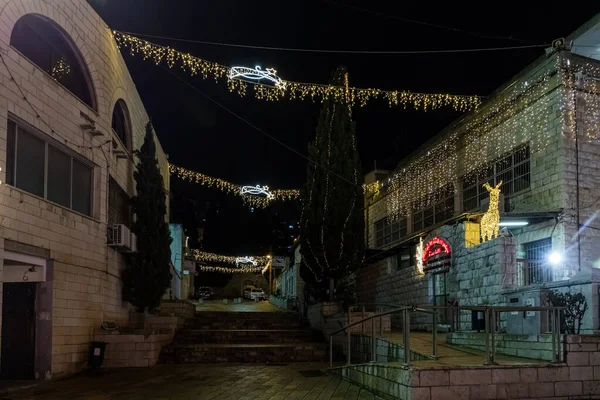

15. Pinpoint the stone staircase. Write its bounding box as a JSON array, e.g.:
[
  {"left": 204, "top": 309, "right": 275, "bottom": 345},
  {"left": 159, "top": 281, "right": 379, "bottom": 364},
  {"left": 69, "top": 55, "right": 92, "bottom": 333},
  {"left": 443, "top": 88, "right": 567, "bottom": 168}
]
[{"left": 161, "top": 311, "right": 328, "bottom": 363}]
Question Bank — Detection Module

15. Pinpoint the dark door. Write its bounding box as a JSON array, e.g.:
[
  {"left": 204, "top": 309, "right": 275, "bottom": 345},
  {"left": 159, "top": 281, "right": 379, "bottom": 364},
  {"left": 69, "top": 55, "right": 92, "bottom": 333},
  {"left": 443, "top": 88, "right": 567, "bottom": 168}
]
[
  {"left": 1, "top": 282, "right": 36, "bottom": 379},
  {"left": 433, "top": 273, "right": 449, "bottom": 325}
]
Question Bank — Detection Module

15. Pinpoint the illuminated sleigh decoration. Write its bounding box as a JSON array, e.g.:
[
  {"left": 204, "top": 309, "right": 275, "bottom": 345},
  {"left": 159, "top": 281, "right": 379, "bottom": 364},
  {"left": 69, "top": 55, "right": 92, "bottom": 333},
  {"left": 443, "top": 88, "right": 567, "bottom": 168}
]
[
  {"left": 240, "top": 185, "right": 274, "bottom": 200},
  {"left": 235, "top": 256, "right": 258, "bottom": 267},
  {"left": 228, "top": 66, "right": 285, "bottom": 88}
]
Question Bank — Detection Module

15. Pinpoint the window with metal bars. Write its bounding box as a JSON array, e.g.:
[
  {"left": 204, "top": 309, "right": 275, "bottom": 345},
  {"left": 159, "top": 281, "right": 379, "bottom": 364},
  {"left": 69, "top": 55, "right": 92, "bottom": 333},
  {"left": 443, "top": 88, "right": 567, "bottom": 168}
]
[
  {"left": 374, "top": 217, "right": 407, "bottom": 248},
  {"left": 462, "top": 145, "right": 530, "bottom": 211},
  {"left": 518, "top": 238, "right": 553, "bottom": 286},
  {"left": 412, "top": 184, "right": 455, "bottom": 233}
]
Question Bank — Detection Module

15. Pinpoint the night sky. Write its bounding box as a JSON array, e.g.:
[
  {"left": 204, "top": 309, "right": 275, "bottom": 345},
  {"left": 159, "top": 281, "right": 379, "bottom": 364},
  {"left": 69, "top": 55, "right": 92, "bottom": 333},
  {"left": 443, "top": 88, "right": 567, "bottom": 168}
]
[{"left": 89, "top": 0, "right": 599, "bottom": 255}]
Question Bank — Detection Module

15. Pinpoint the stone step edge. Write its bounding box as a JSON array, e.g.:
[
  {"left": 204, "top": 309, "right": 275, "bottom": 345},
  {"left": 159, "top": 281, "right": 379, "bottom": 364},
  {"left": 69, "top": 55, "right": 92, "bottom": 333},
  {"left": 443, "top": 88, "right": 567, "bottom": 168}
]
[
  {"left": 178, "top": 329, "right": 315, "bottom": 333},
  {"left": 166, "top": 343, "right": 327, "bottom": 349}
]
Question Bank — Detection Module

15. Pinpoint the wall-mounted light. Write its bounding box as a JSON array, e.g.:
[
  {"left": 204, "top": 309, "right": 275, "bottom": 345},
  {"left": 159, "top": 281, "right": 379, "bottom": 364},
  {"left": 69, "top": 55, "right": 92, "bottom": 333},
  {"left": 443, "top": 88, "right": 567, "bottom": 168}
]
[
  {"left": 548, "top": 251, "right": 563, "bottom": 265},
  {"left": 498, "top": 221, "right": 529, "bottom": 227}
]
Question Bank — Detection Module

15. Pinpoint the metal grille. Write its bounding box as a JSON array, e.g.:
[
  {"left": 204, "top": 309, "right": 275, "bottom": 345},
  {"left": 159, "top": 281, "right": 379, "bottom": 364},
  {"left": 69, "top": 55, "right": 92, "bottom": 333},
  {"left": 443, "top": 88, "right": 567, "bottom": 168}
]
[
  {"left": 462, "top": 145, "right": 530, "bottom": 211},
  {"left": 518, "top": 238, "right": 552, "bottom": 286}
]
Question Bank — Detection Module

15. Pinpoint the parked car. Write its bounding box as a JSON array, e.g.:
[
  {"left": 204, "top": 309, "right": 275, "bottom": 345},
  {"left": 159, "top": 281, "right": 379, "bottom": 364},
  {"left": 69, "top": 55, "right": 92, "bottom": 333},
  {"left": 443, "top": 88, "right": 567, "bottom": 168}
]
[
  {"left": 195, "top": 286, "right": 213, "bottom": 300},
  {"left": 243, "top": 286, "right": 267, "bottom": 301}
]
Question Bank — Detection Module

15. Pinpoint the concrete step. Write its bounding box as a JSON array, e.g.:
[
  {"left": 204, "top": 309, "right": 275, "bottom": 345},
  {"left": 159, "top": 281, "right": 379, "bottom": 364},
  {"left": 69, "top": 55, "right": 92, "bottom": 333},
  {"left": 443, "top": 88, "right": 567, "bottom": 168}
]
[
  {"left": 185, "top": 318, "right": 304, "bottom": 330},
  {"left": 174, "top": 329, "right": 322, "bottom": 344},
  {"left": 161, "top": 343, "right": 328, "bottom": 364}
]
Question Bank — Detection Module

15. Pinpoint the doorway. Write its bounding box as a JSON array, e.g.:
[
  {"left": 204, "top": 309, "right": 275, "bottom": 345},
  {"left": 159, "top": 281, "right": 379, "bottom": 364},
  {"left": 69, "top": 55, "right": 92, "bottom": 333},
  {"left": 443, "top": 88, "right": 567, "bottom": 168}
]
[
  {"left": 1, "top": 282, "right": 36, "bottom": 380},
  {"left": 433, "top": 272, "right": 449, "bottom": 325}
]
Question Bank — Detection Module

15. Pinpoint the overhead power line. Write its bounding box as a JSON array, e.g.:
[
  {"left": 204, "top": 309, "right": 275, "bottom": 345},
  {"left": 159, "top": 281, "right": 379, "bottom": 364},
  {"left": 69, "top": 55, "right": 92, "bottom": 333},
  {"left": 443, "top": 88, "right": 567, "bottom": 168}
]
[
  {"left": 117, "top": 30, "right": 548, "bottom": 55},
  {"left": 324, "top": 0, "right": 535, "bottom": 44}
]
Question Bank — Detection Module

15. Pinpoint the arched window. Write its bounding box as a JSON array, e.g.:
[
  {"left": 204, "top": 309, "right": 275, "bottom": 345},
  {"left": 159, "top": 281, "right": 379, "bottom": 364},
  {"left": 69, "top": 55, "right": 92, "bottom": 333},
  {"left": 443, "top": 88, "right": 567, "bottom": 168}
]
[
  {"left": 111, "top": 99, "right": 131, "bottom": 151},
  {"left": 10, "top": 14, "right": 96, "bottom": 110}
]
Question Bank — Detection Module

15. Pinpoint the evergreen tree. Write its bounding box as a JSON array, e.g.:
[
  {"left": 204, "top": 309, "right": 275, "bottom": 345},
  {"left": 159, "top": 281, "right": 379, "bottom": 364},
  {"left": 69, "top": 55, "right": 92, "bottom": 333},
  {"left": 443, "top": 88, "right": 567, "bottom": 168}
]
[
  {"left": 300, "top": 66, "right": 364, "bottom": 303},
  {"left": 123, "top": 121, "right": 172, "bottom": 312}
]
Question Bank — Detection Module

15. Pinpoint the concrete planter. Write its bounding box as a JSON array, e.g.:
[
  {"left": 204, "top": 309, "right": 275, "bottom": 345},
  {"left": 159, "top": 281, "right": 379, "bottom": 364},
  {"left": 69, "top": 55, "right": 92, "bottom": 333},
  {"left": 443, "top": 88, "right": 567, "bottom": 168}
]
[{"left": 321, "top": 302, "right": 341, "bottom": 317}]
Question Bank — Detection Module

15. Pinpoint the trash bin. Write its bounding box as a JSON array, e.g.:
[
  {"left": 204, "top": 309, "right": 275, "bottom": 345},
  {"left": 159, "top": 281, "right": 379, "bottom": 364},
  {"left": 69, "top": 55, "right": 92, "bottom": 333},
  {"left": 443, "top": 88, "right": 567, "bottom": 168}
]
[{"left": 88, "top": 341, "right": 107, "bottom": 368}]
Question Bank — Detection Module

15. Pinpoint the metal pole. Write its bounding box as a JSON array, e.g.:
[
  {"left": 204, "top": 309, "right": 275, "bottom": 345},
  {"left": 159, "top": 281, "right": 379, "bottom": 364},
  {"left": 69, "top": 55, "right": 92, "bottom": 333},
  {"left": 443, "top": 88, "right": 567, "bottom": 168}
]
[
  {"left": 551, "top": 309, "right": 557, "bottom": 363},
  {"left": 484, "top": 308, "right": 490, "bottom": 365},
  {"left": 347, "top": 328, "right": 351, "bottom": 366},
  {"left": 490, "top": 311, "right": 496, "bottom": 364},
  {"left": 330, "top": 335, "right": 333, "bottom": 368},
  {"left": 371, "top": 316, "right": 376, "bottom": 362},
  {"left": 403, "top": 309, "right": 410, "bottom": 366},
  {"left": 432, "top": 312, "right": 437, "bottom": 358}
]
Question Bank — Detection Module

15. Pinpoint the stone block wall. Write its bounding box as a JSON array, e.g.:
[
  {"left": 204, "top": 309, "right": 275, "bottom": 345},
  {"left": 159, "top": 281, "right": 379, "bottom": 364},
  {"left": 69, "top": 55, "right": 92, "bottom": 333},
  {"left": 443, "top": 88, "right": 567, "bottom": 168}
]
[
  {"left": 0, "top": 0, "right": 170, "bottom": 378},
  {"left": 447, "top": 332, "right": 554, "bottom": 361},
  {"left": 93, "top": 331, "right": 173, "bottom": 368}
]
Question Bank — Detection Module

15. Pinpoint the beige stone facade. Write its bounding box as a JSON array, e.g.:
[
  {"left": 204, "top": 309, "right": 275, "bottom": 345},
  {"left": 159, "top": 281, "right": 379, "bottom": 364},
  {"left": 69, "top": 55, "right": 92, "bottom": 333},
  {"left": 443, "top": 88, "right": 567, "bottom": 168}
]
[
  {"left": 360, "top": 45, "right": 600, "bottom": 332},
  {"left": 0, "top": 0, "right": 169, "bottom": 379}
]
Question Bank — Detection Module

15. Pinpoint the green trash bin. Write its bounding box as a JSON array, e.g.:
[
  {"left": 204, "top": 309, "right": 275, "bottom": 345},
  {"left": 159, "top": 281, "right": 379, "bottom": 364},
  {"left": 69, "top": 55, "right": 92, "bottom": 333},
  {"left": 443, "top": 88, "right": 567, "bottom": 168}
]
[{"left": 88, "top": 341, "right": 107, "bottom": 368}]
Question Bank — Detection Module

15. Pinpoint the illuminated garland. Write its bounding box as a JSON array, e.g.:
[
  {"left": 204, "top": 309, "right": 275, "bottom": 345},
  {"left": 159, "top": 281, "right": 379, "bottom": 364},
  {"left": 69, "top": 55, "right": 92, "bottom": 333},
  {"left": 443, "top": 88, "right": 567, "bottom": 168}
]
[
  {"left": 384, "top": 54, "right": 564, "bottom": 221},
  {"left": 51, "top": 57, "right": 71, "bottom": 80},
  {"left": 112, "top": 31, "right": 482, "bottom": 112},
  {"left": 169, "top": 164, "right": 300, "bottom": 208},
  {"left": 191, "top": 250, "right": 269, "bottom": 266},
  {"left": 198, "top": 265, "right": 265, "bottom": 274}
]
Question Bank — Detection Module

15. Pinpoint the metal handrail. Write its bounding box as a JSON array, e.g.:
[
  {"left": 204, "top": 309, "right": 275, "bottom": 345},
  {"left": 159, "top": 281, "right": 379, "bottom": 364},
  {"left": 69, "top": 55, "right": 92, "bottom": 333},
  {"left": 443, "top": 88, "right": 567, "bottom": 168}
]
[{"left": 329, "top": 304, "right": 566, "bottom": 368}]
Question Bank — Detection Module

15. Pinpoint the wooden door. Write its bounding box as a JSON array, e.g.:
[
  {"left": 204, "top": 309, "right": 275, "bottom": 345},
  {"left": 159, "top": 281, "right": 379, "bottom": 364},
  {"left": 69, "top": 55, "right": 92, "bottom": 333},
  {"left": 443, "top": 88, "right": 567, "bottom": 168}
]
[{"left": 1, "top": 282, "right": 36, "bottom": 380}]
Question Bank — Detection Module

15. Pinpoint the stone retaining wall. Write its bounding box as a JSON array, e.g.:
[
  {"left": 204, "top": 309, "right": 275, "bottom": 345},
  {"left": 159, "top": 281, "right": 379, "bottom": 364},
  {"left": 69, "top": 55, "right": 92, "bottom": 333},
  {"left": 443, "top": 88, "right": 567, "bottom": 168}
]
[
  {"left": 94, "top": 331, "right": 173, "bottom": 368},
  {"left": 447, "top": 332, "right": 554, "bottom": 361},
  {"left": 333, "top": 334, "right": 600, "bottom": 399}
]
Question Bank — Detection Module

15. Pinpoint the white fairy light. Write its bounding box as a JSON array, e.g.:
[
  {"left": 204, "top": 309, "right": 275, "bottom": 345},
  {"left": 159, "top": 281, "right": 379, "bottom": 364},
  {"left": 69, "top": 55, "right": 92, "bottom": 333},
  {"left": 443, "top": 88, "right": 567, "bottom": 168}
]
[
  {"left": 241, "top": 185, "right": 274, "bottom": 199},
  {"left": 229, "top": 66, "right": 285, "bottom": 88}
]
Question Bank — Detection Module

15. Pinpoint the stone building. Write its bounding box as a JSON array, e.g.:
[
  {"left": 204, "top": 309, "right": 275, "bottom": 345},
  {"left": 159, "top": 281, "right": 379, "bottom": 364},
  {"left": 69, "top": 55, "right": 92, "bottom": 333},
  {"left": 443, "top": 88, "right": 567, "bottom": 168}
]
[
  {"left": 0, "top": 0, "right": 170, "bottom": 379},
  {"left": 359, "top": 16, "right": 600, "bottom": 333}
]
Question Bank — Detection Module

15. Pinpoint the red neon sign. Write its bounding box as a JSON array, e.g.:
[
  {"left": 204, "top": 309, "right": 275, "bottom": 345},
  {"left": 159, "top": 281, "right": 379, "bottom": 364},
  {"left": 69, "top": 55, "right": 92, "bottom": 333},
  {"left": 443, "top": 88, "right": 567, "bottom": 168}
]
[{"left": 422, "top": 237, "right": 451, "bottom": 262}]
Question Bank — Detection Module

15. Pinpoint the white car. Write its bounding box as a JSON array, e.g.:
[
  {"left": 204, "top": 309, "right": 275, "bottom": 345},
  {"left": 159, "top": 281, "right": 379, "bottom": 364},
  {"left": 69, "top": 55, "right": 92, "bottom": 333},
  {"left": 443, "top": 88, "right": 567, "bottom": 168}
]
[{"left": 244, "top": 286, "right": 267, "bottom": 301}]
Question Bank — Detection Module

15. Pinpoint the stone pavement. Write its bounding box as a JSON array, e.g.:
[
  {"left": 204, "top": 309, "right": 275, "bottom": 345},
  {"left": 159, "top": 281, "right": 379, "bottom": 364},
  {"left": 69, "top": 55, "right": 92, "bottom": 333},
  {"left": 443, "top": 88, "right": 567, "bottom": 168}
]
[
  {"left": 195, "top": 299, "right": 283, "bottom": 313},
  {"left": 4, "top": 363, "right": 382, "bottom": 400}
]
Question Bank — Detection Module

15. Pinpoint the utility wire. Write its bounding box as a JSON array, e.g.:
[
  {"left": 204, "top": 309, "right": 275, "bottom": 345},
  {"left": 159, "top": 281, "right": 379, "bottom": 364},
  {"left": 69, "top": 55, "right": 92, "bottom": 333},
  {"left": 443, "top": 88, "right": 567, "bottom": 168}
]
[
  {"left": 324, "top": 0, "right": 535, "bottom": 44},
  {"left": 159, "top": 65, "right": 360, "bottom": 189},
  {"left": 117, "top": 30, "right": 547, "bottom": 55}
]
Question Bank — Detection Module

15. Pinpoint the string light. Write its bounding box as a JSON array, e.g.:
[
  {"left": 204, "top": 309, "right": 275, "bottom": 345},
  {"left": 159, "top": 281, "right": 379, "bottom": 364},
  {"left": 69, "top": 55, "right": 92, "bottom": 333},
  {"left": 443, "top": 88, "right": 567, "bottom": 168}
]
[
  {"left": 415, "top": 237, "right": 424, "bottom": 274},
  {"left": 229, "top": 66, "right": 285, "bottom": 88},
  {"left": 235, "top": 256, "right": 258, "bottom": 267},
  {"left": 198, "top": 265, "right": 265, "bottom": 274},
  {"left": 51, "top": 57, "right": 71, "bottom": 80},
  {"left": 169, "top": 164, "right": 300, "bottom": 207},
  {"left": 112, "top": 31, "right": 482, "bottom": 112},
  {"left": 480, "top": 181, "right": 502, "bottom": 243},
  {"left": 191, "top": 250, "right": 269, "bottom": 266}
]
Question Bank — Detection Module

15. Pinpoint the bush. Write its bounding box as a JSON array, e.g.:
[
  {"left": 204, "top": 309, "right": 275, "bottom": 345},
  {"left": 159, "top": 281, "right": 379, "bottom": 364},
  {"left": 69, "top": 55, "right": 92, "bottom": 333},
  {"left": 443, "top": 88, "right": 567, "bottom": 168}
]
[{"left": 546, "top": 290, "right": 588, "bottom": 334}]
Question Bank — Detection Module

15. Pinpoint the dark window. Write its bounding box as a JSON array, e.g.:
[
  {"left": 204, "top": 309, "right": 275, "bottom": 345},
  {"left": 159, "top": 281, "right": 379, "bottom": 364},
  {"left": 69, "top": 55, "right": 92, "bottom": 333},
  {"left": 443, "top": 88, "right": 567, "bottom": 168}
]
[
  {"left": 397, "top": 245, "right": 416, "bottom": 270},
  {"left": 47, "top": 145, "right": 71, "bottom": 207},
  {"left": 375, "top": 217, "right": 407, "bottom": 248},
  {"left": 5, "top": 119, "right": 93, "bottom": 216},
  {"left": 111, "top": 100, "right": 131, "bottom": 151},
  {"left": 462, "top": 146, "right": 531, "bottom": 211},
  {"left": 413, "top": 184, "right": 454, "bottom": 232},
  {"left": 108, "top": 178, "right": 131, "bottom": 227},
  {"left": 10, "top": 14, "right": 95, "bottom": 109},
  {"left": 519, "top": 238, "right": 552, "bottom": 286}
]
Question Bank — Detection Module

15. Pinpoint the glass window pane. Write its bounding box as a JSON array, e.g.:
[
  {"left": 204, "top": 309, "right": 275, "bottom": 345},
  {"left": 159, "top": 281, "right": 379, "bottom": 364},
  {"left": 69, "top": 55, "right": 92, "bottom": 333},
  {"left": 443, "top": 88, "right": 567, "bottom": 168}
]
[
  {"left": 6, "top": 120, "right": 15, "bottom": 186},
  {"left": 47, "top": 145, "right": 71, "bottom": 207},
  {"left": 72, "top": 160, "right": 91, "bottom": 215},
  {"left": 16, "top": 128, "right": 45, "bottom": 197}
]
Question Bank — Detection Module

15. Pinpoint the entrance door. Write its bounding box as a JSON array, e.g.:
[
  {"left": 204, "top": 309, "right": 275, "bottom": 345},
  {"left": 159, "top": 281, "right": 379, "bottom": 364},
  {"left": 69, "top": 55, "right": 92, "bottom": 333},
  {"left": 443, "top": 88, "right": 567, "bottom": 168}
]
[
  {"left": 1, "top": 282, "right": 36, "bottom": 379},
  {"left": 433, "top": 273, "right": 449, "bottom": 325}
]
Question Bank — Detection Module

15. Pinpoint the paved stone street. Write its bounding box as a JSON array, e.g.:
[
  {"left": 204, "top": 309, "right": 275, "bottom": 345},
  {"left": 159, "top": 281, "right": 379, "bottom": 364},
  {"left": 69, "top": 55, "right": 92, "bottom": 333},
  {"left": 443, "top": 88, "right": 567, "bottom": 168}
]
[
  {"left": 4, "top": 363, "right": 380, "bottom": 400},
  {"left": 195, "top": 299, "right": 283, "bottom": 313}
]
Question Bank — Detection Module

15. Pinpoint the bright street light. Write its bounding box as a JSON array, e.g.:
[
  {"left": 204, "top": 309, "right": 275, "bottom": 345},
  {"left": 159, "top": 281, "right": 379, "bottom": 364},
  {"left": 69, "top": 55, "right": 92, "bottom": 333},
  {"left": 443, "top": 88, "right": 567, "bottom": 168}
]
[
  {"left": 547, "top": 251, "right": 563, "bottom": 265},
  {"left": 498, "top": 221, "right": 529, "bottom": 227}
]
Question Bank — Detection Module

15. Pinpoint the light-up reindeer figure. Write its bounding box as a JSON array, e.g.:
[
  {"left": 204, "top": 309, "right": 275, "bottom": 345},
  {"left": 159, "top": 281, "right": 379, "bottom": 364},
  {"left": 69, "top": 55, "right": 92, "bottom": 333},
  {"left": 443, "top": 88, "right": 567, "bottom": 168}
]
[{"left": 480, "top": 181, "right": 502, "bottom": 242}]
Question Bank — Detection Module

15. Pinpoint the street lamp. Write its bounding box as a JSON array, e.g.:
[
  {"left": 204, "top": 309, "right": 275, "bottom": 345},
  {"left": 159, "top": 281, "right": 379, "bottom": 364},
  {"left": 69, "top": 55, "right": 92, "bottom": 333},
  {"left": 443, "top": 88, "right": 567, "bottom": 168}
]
[{"left": 548, "top": 251, "right": 563, "bottom": 265}]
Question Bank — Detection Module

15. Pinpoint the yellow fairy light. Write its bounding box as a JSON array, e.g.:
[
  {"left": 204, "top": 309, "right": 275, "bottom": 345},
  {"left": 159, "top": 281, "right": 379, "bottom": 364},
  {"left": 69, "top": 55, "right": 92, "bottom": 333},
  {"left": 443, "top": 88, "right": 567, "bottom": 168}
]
[
  {"left": 112, "top": 31, "right": 482, "bottom": 112},
  {"left": 198, "top": 265, "right": 265, "bottom": 274},
  {"left": 480, "top": 181, "right": 502, "bottom": 243},
  {"left": 191, "top": 250, "right": 269, "bottom": 266},
  {"left": 415, "top": 237, "right": 424, "bottom": 274},
  {"left": 51, "top": 57, "right": 71, "bottom": 80}
]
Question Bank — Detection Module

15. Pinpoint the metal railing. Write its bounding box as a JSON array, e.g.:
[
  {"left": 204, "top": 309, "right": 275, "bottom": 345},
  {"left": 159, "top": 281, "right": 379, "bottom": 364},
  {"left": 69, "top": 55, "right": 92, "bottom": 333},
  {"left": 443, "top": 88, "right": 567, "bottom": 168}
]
[{"left": 329, "top": 303, "right": 565, "bottom": 368}]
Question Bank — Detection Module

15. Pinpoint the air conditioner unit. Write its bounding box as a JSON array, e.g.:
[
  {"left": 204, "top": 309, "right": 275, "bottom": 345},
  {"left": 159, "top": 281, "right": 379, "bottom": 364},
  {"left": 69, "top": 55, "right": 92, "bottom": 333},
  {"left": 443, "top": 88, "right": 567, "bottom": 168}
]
[
  {"left": 129, "top": 233, "right": 138, "bottom": 253},
  {"left": 108, "top": 224, "right": 131, "bottom": 249}
]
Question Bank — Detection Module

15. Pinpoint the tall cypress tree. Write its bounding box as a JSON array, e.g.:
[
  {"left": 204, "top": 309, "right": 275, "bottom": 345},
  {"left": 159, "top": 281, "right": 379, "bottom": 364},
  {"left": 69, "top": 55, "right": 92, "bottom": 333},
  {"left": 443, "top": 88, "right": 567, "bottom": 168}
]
[
  {"left": 300, "top": 66, "right": 364, "bottom": 303},
  {"left": 123, "top": 121, "right": 172, "bottom": 312}
]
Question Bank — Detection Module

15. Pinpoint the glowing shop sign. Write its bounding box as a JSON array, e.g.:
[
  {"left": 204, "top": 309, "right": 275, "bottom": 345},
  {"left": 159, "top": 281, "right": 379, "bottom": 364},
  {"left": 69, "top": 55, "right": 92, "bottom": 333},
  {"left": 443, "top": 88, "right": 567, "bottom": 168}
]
[
  {"left": 421, "top": 237, "right": 451, "bottom": 272},
  {"left": 229, "top": 66, "right": 285, "bottom": 88},
  {"left": 241, "top": 185, "right": 274, "bottom": 199},
  {"left": 235, "top": 256, "right": 258, "bottom": 267}
]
